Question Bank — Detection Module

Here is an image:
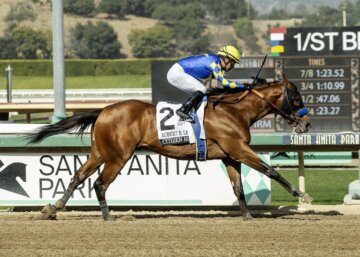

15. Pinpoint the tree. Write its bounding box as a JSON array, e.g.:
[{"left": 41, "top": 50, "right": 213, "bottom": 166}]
[
  {"left": 233, "top": 18, "right": 260, "bottom": 54},
  {"left": 296, "top": 6, "right": 342, "bottom": 27},
  {"left": 151, "top": 3, "right": 208, "bottom": 55},
  {"left": 11, "top": 27, "right": 51, "bottom": 59},
  {"left": 203, "top": 0, "right": 253, "bottom": 24},
  {"left": 344, "top": 0, "right": 359, "bottom": 26},
  {"left": 97, "top": 0, "right": 125, "bottom": 19},
  {"left": 178, "top": 33, "right": 212, "bottom": 55},
  {"left": 233, "top": 18, "right": 253, "bottom": 39},
  {"left": 128, "top": 25, "right": 174, "bottom": 58},
  {"left": 0, "top": 37, "right": 17, "bottom": 59},
  {"left": 70, "top": 21, "right": 121, "bottom": 58},
  {"left": 260, "top": 4, "right": 307, "bottom": 20},
  {"left": 128, "top": 0, "right": 203, "bottom": 18},
  {"left": 5, "top": 1, "right": 37, "bottom": 32},
  {"left": 30, "top": 0, "right": 51, "bottom": 6},
  {"left": 262, "top": 7, "right": 288, "bottom": 20},
  {"left": 142, "top": 0, "right": 164, "bottom": 17},
  {"left": 172, "top": 19, "right": 211, "bottom": 54},
  {"left": 173, "top": 19, "right": 204, "bottom": 40},
  {"left": 122, "top": 0, "right": 146, "bottom": 16},
  {"left": 152, "top": 3, "right": 205, "bottom": 25},
  {"left": 64, "top": 0, "right": 95, "bottom": 17}
]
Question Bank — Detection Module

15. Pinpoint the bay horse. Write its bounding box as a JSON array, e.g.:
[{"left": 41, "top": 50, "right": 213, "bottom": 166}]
[{"left": 29, "top": 74, "right": 311, "bottom": 220}]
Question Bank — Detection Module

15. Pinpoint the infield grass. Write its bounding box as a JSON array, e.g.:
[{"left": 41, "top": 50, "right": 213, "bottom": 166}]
[
  {"left": 0, "top": 75, "right": 151, "bottom": 89},
  {"left": 271, "top": 169, "right": 359, "bottom": 205}
]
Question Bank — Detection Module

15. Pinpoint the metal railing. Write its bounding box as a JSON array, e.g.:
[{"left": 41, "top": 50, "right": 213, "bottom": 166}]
[{"left": 0, "top": 88, "right": 152, "bottom": 103}]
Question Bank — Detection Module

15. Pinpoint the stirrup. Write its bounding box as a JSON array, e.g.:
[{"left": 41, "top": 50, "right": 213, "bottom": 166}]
[{"left": 176, "top": 109, "right": 194, "bottom": 122}]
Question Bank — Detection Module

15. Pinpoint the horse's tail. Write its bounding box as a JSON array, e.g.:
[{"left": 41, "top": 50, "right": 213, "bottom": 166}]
[{"left": 27, "top": 109, "right": 101, "bottom": 144}]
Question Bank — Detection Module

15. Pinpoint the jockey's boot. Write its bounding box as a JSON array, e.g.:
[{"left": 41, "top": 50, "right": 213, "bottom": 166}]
[{"left": 176, "top": 91, "right": 204, "bottom": 123}]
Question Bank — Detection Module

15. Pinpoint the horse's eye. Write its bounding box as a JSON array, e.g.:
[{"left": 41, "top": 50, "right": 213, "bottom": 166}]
[{"left": 293, "top": 96, "right": 301, "bottom": 106}]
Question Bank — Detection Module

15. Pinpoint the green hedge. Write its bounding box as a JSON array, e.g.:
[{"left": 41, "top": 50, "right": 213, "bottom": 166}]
[{"left": 0, "top": 59, "right": 152, "bottom": 76}]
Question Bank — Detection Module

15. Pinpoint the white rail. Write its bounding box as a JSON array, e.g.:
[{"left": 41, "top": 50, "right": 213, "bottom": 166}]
[{"left": 0, "top": 88, "right": 152, "bottom": 103}]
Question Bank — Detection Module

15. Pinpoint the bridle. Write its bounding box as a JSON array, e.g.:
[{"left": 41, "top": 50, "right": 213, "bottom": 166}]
[{"left": 211, "top": 81, "right": 304, "bottom": 125}]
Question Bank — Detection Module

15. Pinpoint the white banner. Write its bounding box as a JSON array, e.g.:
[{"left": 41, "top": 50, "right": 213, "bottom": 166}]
[{"left": 0, "top": 152, "right": 270, "bottom": 206}]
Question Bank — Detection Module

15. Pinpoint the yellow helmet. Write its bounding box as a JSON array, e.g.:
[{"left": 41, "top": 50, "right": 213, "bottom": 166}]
[{"left": 217, "top": 45, "right": 240, "bottom": 63}]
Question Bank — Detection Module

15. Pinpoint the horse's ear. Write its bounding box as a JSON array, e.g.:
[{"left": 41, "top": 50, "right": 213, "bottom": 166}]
[
  {"left": 282, "top": 73, "right": 296, "bottom": 89},
  {"left": 282, "top": 73, "right": 288, "bottom": 83}
]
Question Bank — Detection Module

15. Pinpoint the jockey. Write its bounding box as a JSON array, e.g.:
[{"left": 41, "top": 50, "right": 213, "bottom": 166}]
[{"left": 167, "top": 45, "right": 253, "bottom": 122}]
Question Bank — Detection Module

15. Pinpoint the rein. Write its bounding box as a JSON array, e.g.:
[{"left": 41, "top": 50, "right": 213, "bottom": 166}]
[
  {"left": 211, "top": 83, "right": 297, "bottom": 124},
  {"left": 211, "top": 90, "right": 250, "bottom": 108},
  {"left": 251, "top": 88, "right": 296, "bottom": 124}
]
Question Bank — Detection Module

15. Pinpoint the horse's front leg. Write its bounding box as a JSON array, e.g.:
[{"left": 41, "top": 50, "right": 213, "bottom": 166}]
[
  {"left": 262, "top": 162, "right": 313, "bottom": 204},
  {"left": 222, "top": 158, "right": 252, "bottom": 220},
  {"left": 230, "top": 143, "right": 312, "bottom": 204}
]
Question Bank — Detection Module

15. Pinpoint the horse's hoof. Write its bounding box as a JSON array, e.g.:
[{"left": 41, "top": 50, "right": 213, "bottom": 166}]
[
  {"left": 103, "top": 216, "right": 114, "bottom": 222},
  {"left": 242, "top": 212, "right": 253, "bottom": 220},
  {"left": 299, "top": 193, "right": 313, "bottom": 204},
  {"left": 40, "top": 204, "right": 58, "bottom": 220}
]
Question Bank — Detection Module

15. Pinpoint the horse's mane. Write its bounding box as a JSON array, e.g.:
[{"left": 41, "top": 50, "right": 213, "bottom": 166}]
[{"left": 207, "top": 81, "right": 280, "bottom": 96}]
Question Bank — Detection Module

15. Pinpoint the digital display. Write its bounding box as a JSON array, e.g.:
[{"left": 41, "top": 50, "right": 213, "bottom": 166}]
[
  {"left": 230, "top": 56, "right": 359, "bottom": 132},
  {"left": 281, "top": 56, "right": 358, "bottom": 132}
]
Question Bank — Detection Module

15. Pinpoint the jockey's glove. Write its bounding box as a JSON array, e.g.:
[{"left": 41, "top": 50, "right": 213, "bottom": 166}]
[
  {"left": 235, "top": 82, "right": 253, "bottom": 91},
  {"left": 243, "top": 83, "right": 254, "bottom": 91}
]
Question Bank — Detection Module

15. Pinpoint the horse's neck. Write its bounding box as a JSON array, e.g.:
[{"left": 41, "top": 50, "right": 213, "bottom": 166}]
[
  {"left": 209, "top": 84, "right": 284, "bottom": 123},
  {"left": 254, "top": 84, "right": 283, "bottom": 117},
  {"left": 255, "top": 83, "right": 284, "bottom": 102}
]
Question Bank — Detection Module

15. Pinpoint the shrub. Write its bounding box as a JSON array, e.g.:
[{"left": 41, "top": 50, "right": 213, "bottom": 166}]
[
  {"left": 63, "top": 0, "right": 95, "bottom": 17},
  {"left": 0, "top": 59, "right": 151, "bottom": 76}
]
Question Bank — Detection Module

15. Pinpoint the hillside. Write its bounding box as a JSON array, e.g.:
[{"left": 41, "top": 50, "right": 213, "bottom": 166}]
[
  {"left": 0, "top": 1, "right": 159, "bottom": 58},
  {"left": 0, "top": 0, "right": 299, "bottom": 57},
  {"left": 252, "top": 0, "right": 356, "bottom": 14}
]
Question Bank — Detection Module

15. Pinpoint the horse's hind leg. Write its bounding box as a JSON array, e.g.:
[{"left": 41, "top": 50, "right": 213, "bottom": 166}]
[
  {"left": 55, "top": 154, "right": 103, "bottom": 209},
  {"left": 93, "top": 157, "right": 131, "bottom": 221},
  {"left": 222, "top": 158, "right": 252, "bottom": 220},
  {"left": 41, "top": 152, "right": 103, "bottom": 219}
]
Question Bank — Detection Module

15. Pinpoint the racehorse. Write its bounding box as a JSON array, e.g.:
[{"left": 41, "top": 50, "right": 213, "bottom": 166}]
[{"left": 28, "top": 74, "right": 311, "bottom": 220}]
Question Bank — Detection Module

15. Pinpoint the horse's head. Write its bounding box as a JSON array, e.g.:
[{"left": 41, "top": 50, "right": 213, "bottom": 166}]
[{"left": 277, "top": 74, "right": 311, "bottom": 134}]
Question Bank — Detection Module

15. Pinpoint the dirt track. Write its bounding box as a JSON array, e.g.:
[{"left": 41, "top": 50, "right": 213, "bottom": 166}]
[{"left": 1, "top": 206, "right": 360, "bottom": 257}]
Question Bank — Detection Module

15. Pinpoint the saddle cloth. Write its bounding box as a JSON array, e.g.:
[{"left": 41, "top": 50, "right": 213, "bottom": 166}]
[{"left": 156, "top": 101, "right": 206, "bottom": 146}]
